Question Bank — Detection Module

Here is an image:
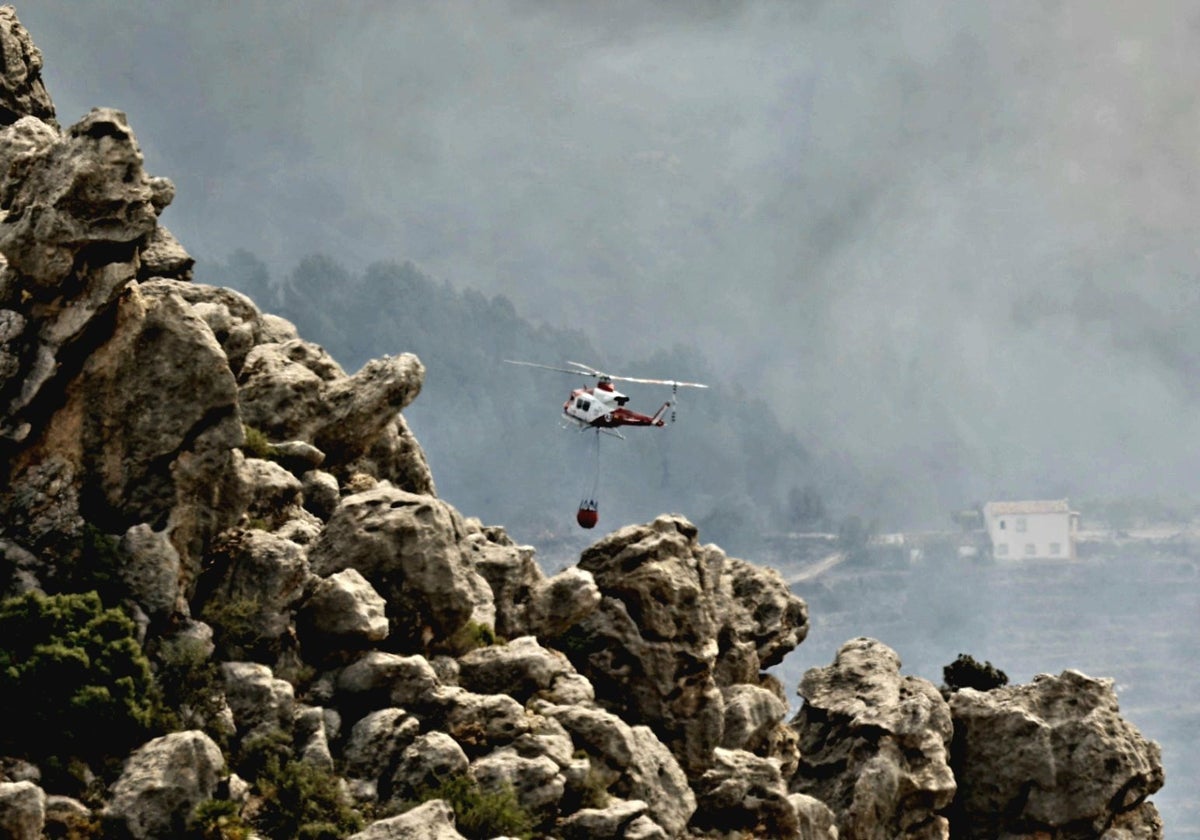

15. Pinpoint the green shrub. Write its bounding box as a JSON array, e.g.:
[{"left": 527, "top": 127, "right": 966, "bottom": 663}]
[
  {"left": 254, "top": 758, "right": 363, "bottom": 840},
  {"left": 200, "top": 594, "right": 267, "bottom": 661},
  {"left": 942, "top": 653, "right": 1009, "bottom": 693},
  {"left": 189, "top": 799, "right": 251, "bottom": 840},
  {"left": 241, "top": 425, "right": 275, "bottom": 460},
  {"left": 236, "top": 729, "right": 362, "bottom": 840},
  {"left": 0, "top": 591, "right": 162, "bottom": 766},
  {"left": 154, "top": 635, "right": 228, "bottom": 747},
  {"left": 412, "top": 775, "right": 534, "bottom": 840}
]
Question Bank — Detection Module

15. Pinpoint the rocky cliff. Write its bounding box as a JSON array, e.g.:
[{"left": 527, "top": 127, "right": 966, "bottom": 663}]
[{"left": 0, "top": 7, "right": 1164, "bottom": 839}]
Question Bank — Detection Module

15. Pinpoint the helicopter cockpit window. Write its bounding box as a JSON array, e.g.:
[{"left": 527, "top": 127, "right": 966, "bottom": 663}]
[{"left": 576, "top": 398, "right": 591, "bottom": 411}]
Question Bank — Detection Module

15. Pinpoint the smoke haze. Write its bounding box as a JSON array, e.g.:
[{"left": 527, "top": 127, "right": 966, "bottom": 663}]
[{"left": 21, "top": 0, "right": 1200, "bottom": 523}]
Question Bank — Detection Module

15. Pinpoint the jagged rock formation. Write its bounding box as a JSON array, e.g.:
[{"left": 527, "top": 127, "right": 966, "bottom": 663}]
[
  {"left": 0, "top": 6, "right": 1167, "bottom": 840},
  {"left": 948, "top": 669, "right": 1165, "bottom": 838},
  {"left": 791, "top": 637, "right": 957, "bottom": 839}
]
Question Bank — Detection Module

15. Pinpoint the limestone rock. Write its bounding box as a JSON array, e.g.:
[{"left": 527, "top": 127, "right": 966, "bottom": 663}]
[
  {"left": 456, "top": 636, "right": 575, "bottom": 702},
  {"left": 431, "top": 686, "right": 532, "bottom": 756},
  {"left": 388, "top": 732, "right": 469, "bottom": 803},
  {"left": 197, "top": 529, "right": 310, "bottom": 658},
  {"left": 690, "top": 748, "right": 799, "bottom": 837},
  {"left": 0, "top": 7, "right": 56, "bottom": 127},
  {"left": 526, "top": 566, "right": 602, "bottom": 639},
  {"left": 301, "top": 567, "right": 389, "bottom": 645},
  {"left": 336, "top": 651, "right": 440, "bottom": 712},
  {"left": 103, "top": 731, "right": 224, "bottom": 840},
  {"left": 948, "top": 668, "right": 1165, "bottom": 839},
  {"left": 791, "top": 637, "right": 955, "bottom": 840},
  {"left": 42, "top": 796, "right": 93, "bottom": 840},
  {"left": 0, "top": 781, "right": 44, "bottom": 840},
  {"left": 539, "top": 701, "right": 696, "bottom": 837},
  {"left": 118, "top": 523, "right": 182, "bottom": 620},
  {"left": 0, "top": 108, "right": 162, "bottom": 287},
  {"left": 560, "top": 798, "right": 649, "bottom": 840},
  {"left": 239, "top": 456, "right": 303, "bottom": 529},
  {"left": 220, "top": 661, "right": 295, "bottom": 735},
  {"left": 563, "top": 514, "right": 806, "bottom": 776},
  {"left": 338, "top": 405, "right": 436, "bottom": 495},
  {"left": 789, "top": 794, "right": 839, "bottom": 840},
  {"left": 295, "top": 704, "right": 335, "bottom": 772},
  {"left": 301, "top": 469, "right": 340, "bottom": 520},
  {"left": 344, "top": 708, "right": 422, "bottom": 783},
  {"left": 470, "top": 748, "right": 565, "bottom": 818},
  {"left": 309, "top": 486, "right": 487, "bottom": 649},
  {"left": 2, "top": 282, "right": 245, "bottom": 596},
  {"left": 348, "top": 799, "right": 466, "bottom": 840},
  {"left": 137, "top": 225, "right": 193, "bottom": 281},
  {"left": 720, "top": 683, "right": 788, "bottom": 754}
]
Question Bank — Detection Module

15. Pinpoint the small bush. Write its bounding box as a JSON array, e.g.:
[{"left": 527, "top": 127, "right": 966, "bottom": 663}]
[
  {"left": 0, "top": 591, "right": 162, "bottom": 766},
  {"left": 200, "top": 594, "right": 267, "bottom": 661},
  {"left": 412, "top": 774, "right": 534, "bottom": 840},
  {"left": 236, "top": 730, "right": 362, "bottom": 840},
  {"left": 241, "top": 425, "right": 275, "bottom": 460},
  {"left": 189, "top": 799, "right": 251, "bottom": 840},
  {"left": 154, "top": 635, "right": 228, "bottom": 747},
  {"left": 942, "top": 653, "right": 1009, "bottom": 693}
]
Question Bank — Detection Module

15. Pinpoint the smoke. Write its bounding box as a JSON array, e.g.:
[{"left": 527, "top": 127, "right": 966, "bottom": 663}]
[{"left": 20, "top": 0, "right": 1200, "bottom": 523}]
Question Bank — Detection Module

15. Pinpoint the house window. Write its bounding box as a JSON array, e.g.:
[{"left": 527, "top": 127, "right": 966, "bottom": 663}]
[
  {"left": 1025, "top": 543, "right": 1036, "bottom": 555},
  {"left": 1016, "top": 517, "right": 1027, "bottom": 533},
  {"left": 995, "top": 543, "right": 1009, "bottom": 556},
  {"left": 1050, "top": 542, "right": 1061, "bottom": 555},
  {"left": 999, "top": 520, "right": 1006, "bottom": 530}
]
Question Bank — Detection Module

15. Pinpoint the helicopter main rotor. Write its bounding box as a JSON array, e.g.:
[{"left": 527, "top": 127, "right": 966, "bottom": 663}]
[{"left": 504, "top": 359, "right": 709, "bottom": 390}]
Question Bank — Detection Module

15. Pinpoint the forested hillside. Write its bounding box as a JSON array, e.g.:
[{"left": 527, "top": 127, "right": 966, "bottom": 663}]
[{"left": 201, "top": 251, "right": 839, "bottom": 555}]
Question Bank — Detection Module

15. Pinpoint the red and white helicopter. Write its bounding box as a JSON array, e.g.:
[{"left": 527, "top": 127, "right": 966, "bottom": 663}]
[{"left": 504, "top": 359, "right": 708, "bottom": 435}]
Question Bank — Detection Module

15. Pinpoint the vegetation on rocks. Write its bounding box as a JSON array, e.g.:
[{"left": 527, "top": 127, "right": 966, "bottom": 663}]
[{"left": 0, "top": 591, "right": 161, "bottom": 775}]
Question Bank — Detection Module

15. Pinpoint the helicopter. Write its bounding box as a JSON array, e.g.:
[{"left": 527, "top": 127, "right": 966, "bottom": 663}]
[
  {"left": 504, "top": 359, "right": 708, "bottom": 435},
  {"left": 504, "top": 360, "right": 709, "bottom": 528}
]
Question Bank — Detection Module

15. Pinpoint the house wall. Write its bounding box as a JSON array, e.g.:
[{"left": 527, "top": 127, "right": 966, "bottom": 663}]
[{"left": 986, "top": 511, "right": 1075, "bottom": 559}]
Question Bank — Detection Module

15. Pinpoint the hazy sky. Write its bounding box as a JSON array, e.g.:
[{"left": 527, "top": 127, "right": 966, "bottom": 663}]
[{"left": 21, "top": 1, "right": 1200, "bottom": 523}]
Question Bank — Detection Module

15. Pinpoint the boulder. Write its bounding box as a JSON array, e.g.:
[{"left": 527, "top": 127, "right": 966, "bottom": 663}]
[
  {"left": 791, "top": 637, "right": 956, "bottom": 840},
  {"left": 103, "top": 731, "right": 224, "bottom": 840},
  {"left": 469, "top": 748, "right": 564, "bottom": 818},
  {"left": 456, "top": 636, "right": 574, "bottom": 702},
  {"left": 388, "top": 732, "right": 469, "bottom": 803},
  {"left": 301, "top": 469, "right": 340, "bottom": 520},
  {"left": 220, "top": 661, "right": 295, "bottom": 735},
  {"left": 239, "top": 456, "right": 303, "bottom": 529},
  {"left": 789, "top": 794, "right": 839, "bottom": 840},
  {"left": 720, "top": 683, "right": 788, "bottom": 754},
  {"left": 295, "top": 704, "right": 335, "bottom": 772},
  {"left": 309, "top": 486, "right": 488, "bottom": 649},
  {"left": 118, "top": 523, "right": 182, "bottom": 620},
  {"left": 562, "top": 514, "right": 806, "bottom": 775},
  {"left": 137, "top": 225, "right": 193, "bottom": 281},
  {"left": 431, "top": 687, "right": 533, "bottom": 756},
  {"left": 689, "top": 748, "right": 798, "bottom": 837},
  {"left": 197, "top": 529, "right": 310, "bottom": 659},
  {"left": 0, "top": 7, "right": 57, "bottom": 127},
  {"left": 538, "top": 701, "right": 695, "bottom": 837},
  {"left": 348, "top": 799, "right": 466, "bottom": 840},
  {"left": 301, "top": 567, "right": 389, "bottom": 645},
  {"left": 336, "top": 651, "right": 440, "bottom": 711},
  {"left": 0, "top": 781, "right": 44, "bottom": 840},
  {"left": 0, "top": 106, "right": 163, "bottom": 287},
  {"left": 560, "top": 798, "right": 649, "bottom": 840},
  {"left": 948, "top": 668, "right": 1165, "bottom": 839},
  {"left": 344, "top": 708, "right": 422, "bottom": 782},
  {"left": 3, "top": 282, "right": 245, "bottom": 597}
]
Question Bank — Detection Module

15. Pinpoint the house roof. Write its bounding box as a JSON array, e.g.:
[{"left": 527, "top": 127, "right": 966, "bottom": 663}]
[{"left": 984, "top": 499, "right": 1072, "bottom": 515}]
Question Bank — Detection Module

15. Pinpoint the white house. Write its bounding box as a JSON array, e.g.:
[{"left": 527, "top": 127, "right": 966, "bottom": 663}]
[{"left": 982, "top": 500, "right": 1080, "bottom": 560}]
